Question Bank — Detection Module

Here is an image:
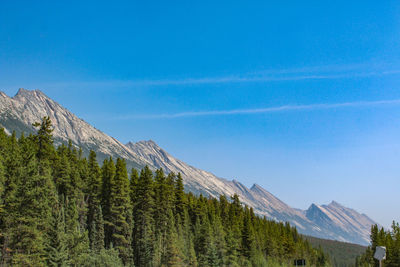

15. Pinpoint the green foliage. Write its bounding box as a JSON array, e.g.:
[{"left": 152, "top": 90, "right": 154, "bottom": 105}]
[
  {"left": 357, "top": 222, "right": 400, "bottom": 267},
  {"left": 47, "top": 204, "right": 69, "bottom": 267},
  {"left": 101, "top": 156, "right": 116, "bottom": 248},
  {"left": 78, "top": 247, "right": 124, "bottom": 267},
  {"left": 0, "top": 118, "right": 331, "bottom": 266},
  {"left": 133, "top": 166, "right": 155, "bottom": 267},
  {"left": 306, "top": 235, "right": 366, "bottom": 267},
  {"left": 90, "top": 205, "right": 105, "bottom": 253},
  {"left": 4, "top": 137, "right": 56, "bottom": 265},
  {"left": 32, "top": 116, "right": 56, "bottom": 175},
  {"left": 108, "top": 158, "right": 133, "bottom": 265},
  {"left": 174, "top": 173, "right": 186, "bottom": 219}
]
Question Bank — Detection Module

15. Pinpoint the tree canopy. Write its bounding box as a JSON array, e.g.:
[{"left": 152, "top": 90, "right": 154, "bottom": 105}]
[{"left": 0, "top": 118, "right": 330, "bottom": 266}]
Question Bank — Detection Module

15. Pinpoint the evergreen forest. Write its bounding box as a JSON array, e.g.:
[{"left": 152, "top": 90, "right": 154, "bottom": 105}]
[
  {"left": 305, "top": 236, "right": 366, "bottom": 267},
  {"left": 356, "top": 222, "right": 400, "bottom": 267},
  {"left": 0, "top": 117, "right": 330, "bottom": 266}
]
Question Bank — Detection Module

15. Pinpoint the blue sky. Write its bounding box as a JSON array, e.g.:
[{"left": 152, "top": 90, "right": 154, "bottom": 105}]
[{"left": 1, "top": 1, "right": 400, "bottom": 226}]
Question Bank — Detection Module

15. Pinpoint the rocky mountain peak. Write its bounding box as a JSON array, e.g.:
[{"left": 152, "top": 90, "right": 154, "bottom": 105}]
[
  {"left": 15, "top": 88, "right": 30, "bottom": 96},
  {"left": 328, "top": 200, "right": 343, "bottom": 208},
  {"left": 306, "top": 203, "right": 316, "bottom": 212},
  {"left": 250, "top": 183, "right": 272, "bottom": 197},
  {"left": 0, "top": 88, "right": 151, "bottom": 169},
  {"left": 0, "top": 88, "right": 378, "bottom": 245},
  {"left": 126, "top": 141, "right": 135, "bottom": 146},
  {"left": 251, "top": 183, "right": 266, "bottom": 193},
  {"left": 306, "top": 203, "right": 329, "bottom": 221},
  {"left": 14, "top": 88, "right": 46, "bottom": 100},
  {"left": 0, "top": 91, "right": 9, "bottom": 98},
  {"left": 251, "top": 183, "right": 262, "bottom": 190},
  {"left": 127, "top": 140, "right": 167, "bottom": 159},
  {"left": 137, "top": 139, "right": 158, "bottom": 147}
]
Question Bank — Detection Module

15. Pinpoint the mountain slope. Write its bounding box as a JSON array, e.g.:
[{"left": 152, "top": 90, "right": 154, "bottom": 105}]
[
  {"left": 0, "top": 88, "right": 150, "bottom": 168},
  {"left": 305, "top": 201, "right": 375, "bottom": 245},
  {"left": 0, "top": 88, "right": 376, "bottom": 245},
  {"left": 306, "top": 235, "right": 367, "bottom": 267},
  {"left": 127, "top": 140, "right": 310, "bottom": 227},
  {"left": 127, "top": 140, "right": 302, "bottom": 218},
  {"left": 126, "top": 140, "right": 375, "bottom": 245}
]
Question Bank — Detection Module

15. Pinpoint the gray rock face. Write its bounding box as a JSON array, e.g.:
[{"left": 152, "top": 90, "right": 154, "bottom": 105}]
[
  {"left": 0, "top": 88, "right": 150, "bottom": 168},
  {"left": 127, "top": 140, "right": 375, "bottom": 245},
  {"left": 0, "top": 88, "right": 376, "bottom": 245},
  {"left": 304, "top": 201, "right": 376, "bottom": 245}
]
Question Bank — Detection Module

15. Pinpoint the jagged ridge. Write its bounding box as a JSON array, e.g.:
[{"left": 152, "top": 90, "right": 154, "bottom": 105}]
[
  {"left": 0, "top": 88, "right": 150, "bottom": 169},
  {"left": 0, "top": 88, "right": 377, "bottom": 245}
]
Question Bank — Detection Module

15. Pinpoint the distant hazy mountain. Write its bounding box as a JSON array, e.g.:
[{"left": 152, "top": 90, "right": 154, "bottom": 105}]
[
  {"left": 126, "top": 139, "right": 375, "bottom": 245},
  {"left": 0, "top": 88, "right": 376, "bottom": 245}
]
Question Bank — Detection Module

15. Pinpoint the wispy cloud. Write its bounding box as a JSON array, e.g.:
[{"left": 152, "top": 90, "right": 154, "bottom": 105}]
[
  {"left": 117, "top": 99, "right": 400, "bottom": 120},
  {"left": 42, "top": 65, "right": 400, "bottom": 89}
]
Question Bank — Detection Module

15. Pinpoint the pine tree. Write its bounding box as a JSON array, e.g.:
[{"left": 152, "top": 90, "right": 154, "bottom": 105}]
[
  {"left": 129, "top": 167, "right": 139, "bottom": 208},
  {"left": 10, "top": 148, "right": 56, "bottom": 266},
  {"left": 108, "top": 158, "right": 133, "bottom": 265},
  {"left": 69, "top": 146, "right": 87, "bottom": 231},
  {"left": 53, "top": 148, "right": 72, "bottom": 198},
  {"left": 0, "top": 132, "right": 21, "bottom": 265},
  {"left": 101, "top": 157, "right": 115, "bottom": 248},
  {"left": 210, "top": 213, "right": 226, "bottom": 265},
  {"left": 0, "top": 156, "right": 4, "bottom": 213},
  {"left": 241, "top": 207, "right": 256, "bottom": 259},
  {"left": 32, "top": 116, "right": 55, "bottom": 175},
  {"left": 86, "top": 150, "right": 102, "bottom": 249},
  {"left": 316, "top": 246, "right": 328, "bottom": 267},
  {"left": 180, "top": 209, "right": 198, "bottom": 267},
  {"left": 4, "top": 119, "right": 58, "bottom": 266},
  {"left": 48, "top": 204, "right": 69, "bottom": 267},
  {"left": 175, "top": 173, "right": 186, "bottom": 219},
  {"left": 225, "top": 195, "right": 242, "bottom": 266},
  {"left": 388, "top": 221, "right": 400, "bottom": 267},
  {"left": 64, "top": 196, "right": 89, "bottom": 266},
  {"left": 133, "top": 165, "right": 155, "bottom": 267},
  {"left": 153, "top": 168, "right": 177, "bottom": 265},
  {"left": 163, "top": 209, "right": 185, "bottom": 266},
  {"left": 194, "top": 215, "right": 214, "bottom": 267},
  {"left": 90, "top": 205, "right": 105, "bottom": 253},
  {"left": 153, "top": 169, "right": 166, "bottom": 266}
]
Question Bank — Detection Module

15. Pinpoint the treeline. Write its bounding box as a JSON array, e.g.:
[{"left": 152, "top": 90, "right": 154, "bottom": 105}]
[
  {"left": 356, "top": 222, "right": 400, "bottom": 267},
  {"left": 305, "top": 236, "right": 366, "bottom": 267},
  {"left": 0, "top": 117, "right": 329, "bottom": 266}
]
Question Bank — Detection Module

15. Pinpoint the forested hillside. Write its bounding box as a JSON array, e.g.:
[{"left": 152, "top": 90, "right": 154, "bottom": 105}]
[
  {"left": 0, "top": 89, "right": 377, "bottom": 246},
  {"left": 356, "top": 223, "right": 400, "bottom": 267},
  {"left": 306, "top": 236, "right": 366, "bottom": 267},
  {"left": 0, "top": 117, "right": 330, "bottom": 266}
]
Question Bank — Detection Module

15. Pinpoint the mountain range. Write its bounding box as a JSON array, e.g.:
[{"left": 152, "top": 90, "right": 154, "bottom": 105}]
[{"left": 0, "top": 88, "right": 376, "bottom": 245}]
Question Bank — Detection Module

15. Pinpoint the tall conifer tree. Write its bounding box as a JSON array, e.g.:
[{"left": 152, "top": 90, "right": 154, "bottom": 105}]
[
  {"left": 48, "top": 204, "right": 69, "bottom": 267},
  {"left": 87, "top": 150, "right": 102, "bottom": 248},
  {"left": 133, "top": 165, "right": 155, "bottom": 267},
  {"left": 7, "top": 119, "right": 57, "bottom": 266},
  {"left": 90, "top": 205, "right": 105, "bottom": 253},
  {"left": 108, "top": 158, "right": 133, "bottom": 265},
  {"left": 101, "top": 157, "right": 115, "bottom": 248},
  {"left": 175, "top": 173, "right": 186, "bottom": 220}
]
